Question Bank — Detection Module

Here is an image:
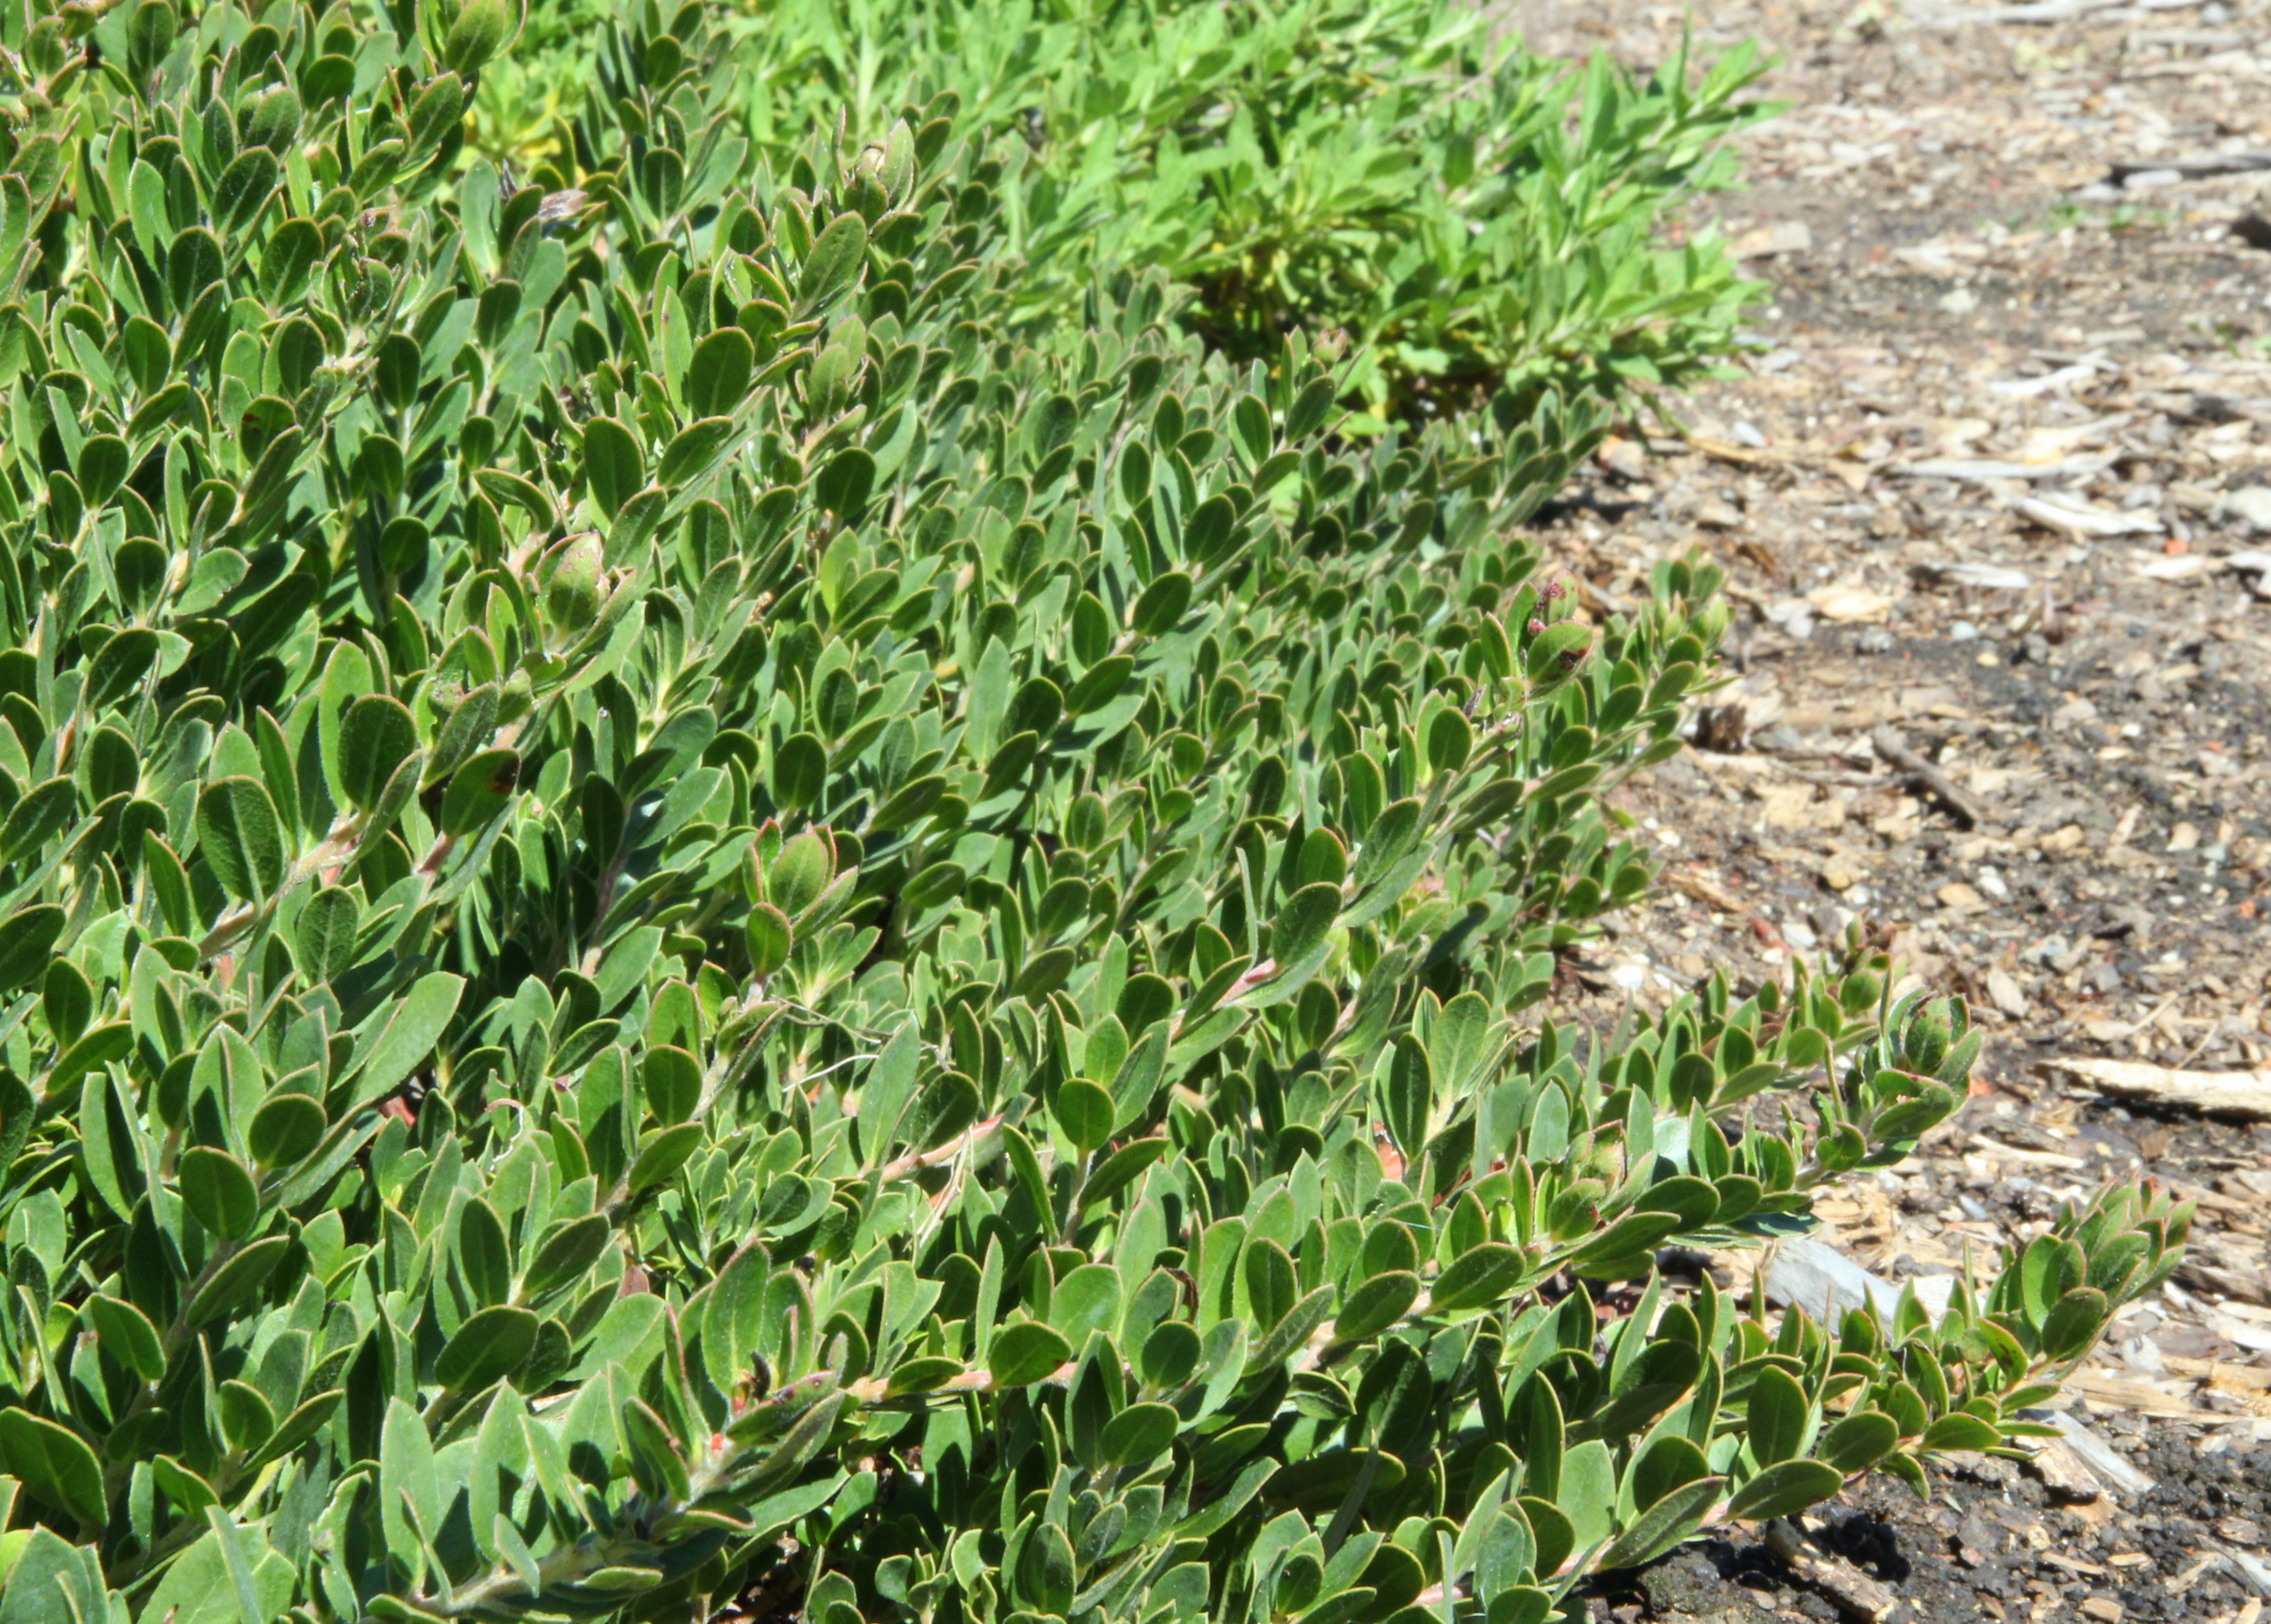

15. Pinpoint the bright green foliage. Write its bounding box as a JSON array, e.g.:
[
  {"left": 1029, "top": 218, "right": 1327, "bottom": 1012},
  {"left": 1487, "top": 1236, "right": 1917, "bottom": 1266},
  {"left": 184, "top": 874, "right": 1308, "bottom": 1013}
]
[
  {"left": 481, "top": 0, "right": 1775, "bottom": 426},
  {"left": 0, "top": 3, "right": 2187, "bottom": 1623}
]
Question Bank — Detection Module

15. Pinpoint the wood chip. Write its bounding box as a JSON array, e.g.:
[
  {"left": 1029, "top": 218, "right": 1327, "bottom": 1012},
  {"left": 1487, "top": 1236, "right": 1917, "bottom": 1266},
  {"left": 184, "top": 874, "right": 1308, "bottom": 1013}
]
[
  {"left": 1910, "top": 0, "right": 2195, "bottom": 25},
  {"left": 1763, "top": 1237, "right": 1905, "bottom": 1322},
  {"left": 1765, "top": 1520, "right": 1899, "bottom": 1621},
  {"left": 2016, "top": 492, "right": 2165, "bottom": 537},
  {"left": 2176, "top": 1255, "right": 2271, "bottom": 1307},
  {"left": 1808, "top": 581, "right": 1894, "bottom": 622},
  {"left": 2110, "top": 151, "right": 2271, "bottom": 182},
  {"left": 2165, "top": 1357, "right": 2271, "bottom": 1392},
  {"left": 2037, "top": 1057, "right": 2271, "bottom": 1120},
  {"left": 2021, "top": 1408, "right": 2158, "bottom": 1496},
  {"left": 1731, "top": 221, "right": 1815, "bottom": 259},
  {"left": 1665, "top": 866, "right": 1748, "bottom": 913},
  {"left": 2064, "top": 1368, "right": 2204, "bottom": 1419},
  {"left": 2215, "top": 1543, "right": 2271, "bottom": 1598},
  {"left": 1896, "top": 455, "right": 2111, "bottom": 481}
]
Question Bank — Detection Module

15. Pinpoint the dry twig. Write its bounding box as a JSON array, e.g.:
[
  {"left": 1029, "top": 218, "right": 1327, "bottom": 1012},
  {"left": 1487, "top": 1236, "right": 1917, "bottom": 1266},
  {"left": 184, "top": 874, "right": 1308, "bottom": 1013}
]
[
  {"left": 1869, "top": 725, "right": 1987, "bottom": 828},
  {"left": 2037, "top": 1057, "right": 2271, "bottom": 1120}
]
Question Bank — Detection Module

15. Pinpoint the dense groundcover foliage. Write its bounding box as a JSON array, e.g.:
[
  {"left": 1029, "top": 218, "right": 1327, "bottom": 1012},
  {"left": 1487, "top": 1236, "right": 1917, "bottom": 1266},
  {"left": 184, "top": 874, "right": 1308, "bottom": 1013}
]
[
  {"left": 0, "top": 1, "right": 2190, "bottom": 1621},
  {"left": 477, "top": 0, "right": 1776, "bottom": 429}
]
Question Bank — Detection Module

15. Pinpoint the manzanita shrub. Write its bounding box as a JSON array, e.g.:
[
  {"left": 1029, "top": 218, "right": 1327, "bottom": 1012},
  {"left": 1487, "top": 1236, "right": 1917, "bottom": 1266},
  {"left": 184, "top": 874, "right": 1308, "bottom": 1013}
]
[
  {"left": 481, "top": 0, "right": 1775, "bottom": 429},
  {"left": 0, "top": 1, "right": 2190, "bottom": 1622}
]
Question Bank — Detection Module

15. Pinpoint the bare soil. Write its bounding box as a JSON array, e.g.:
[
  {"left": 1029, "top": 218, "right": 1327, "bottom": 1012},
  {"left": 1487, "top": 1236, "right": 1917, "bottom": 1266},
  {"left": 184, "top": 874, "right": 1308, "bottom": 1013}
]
[{"left": 1499, "top": 0, "right": 2271, "bottom": 1619}]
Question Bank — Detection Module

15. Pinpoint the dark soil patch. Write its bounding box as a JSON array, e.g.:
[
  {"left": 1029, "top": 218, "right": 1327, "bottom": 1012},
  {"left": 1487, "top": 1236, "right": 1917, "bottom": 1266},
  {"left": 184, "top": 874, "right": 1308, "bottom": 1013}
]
[
  {"left": 1497, "top": 0, "right": 2271, "bottom": 1617},
  {"left": 1588, "top": 1432, "right": 2271, "bottom": 1622}
]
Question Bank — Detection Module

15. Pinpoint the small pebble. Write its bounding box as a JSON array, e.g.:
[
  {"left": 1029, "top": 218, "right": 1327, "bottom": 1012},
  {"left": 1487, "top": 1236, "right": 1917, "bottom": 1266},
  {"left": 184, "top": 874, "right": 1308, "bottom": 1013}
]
[
  {"left": 1783, "top": 918, "right": 1820, "bottom": 950},
  {"left": 1949, "top": 619, "right": 1980, "bottom": 641},
  {"left": 1977, "top": 867, "right": 2009, "bottom": 900},
  {"left": 1857, "top": 625, "right": 1894, "bottom": 654}
]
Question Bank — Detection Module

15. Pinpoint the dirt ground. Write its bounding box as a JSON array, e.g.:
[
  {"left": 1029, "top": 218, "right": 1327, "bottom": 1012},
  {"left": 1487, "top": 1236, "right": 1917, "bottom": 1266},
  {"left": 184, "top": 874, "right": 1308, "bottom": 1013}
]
[{"left": 1500, "top": 0, "right": 2271, "bottom": 1619}]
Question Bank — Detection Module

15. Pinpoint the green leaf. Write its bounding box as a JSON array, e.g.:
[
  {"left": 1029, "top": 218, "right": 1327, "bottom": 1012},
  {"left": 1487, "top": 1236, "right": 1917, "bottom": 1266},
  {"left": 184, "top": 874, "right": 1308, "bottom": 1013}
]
[
  {"left": 796, "top": 213, "right": 868, "bottom": 312},
  {"left": 1264, "top": 1449, "right": 1406, "bottom": 1517},
  {"left": 0, "top": 906, "right": 65, "bottom": 992},
  {"left": 658, "top": 417, "right": 737, "bottom": 489},
  {"left": 246, "top": 1094, "right": 326, "bottom": 1169},
  {"left": 339, "top": 696, "right": 420, "bottom": 813},
  {"left": 1268, "top": 881, "right": 1341, "bottom": 970},
  {"left": 1556, "top": 1439, "right": 1616, "bottom": 1554},
  {"left": 1334, "top": 1271, "right": 1420, "bottom": 1342},
  {"left": 627, "top": 1122, "right": 705, "bottom": 1194},
  {"left": 2038, "top": 1287, "right": 2109, "bottom": 1364},
  {"left": 1525, "top": 623, "right": 1593, "bottom": 690},
  {"left": 196, "top": 777, "right": 286, "bottom": 901},
  {"left": 82, "top": 1293, "right": 165, "bottom": 1381},
  {"left": 347, "top": 972, "right": 463, "bottom": 1111},
  {"left": 745, "top": 903, "right": 793, "bottom": 976},
  {"left": 380, "top": 1394, "right": 440, "bottom": 1579},
  {"left": 1566, "top": 1211, "right": 1684, "bottom": 1273},
  {"left": 0, "top": 1410, "right": 107, "bottom": 1529},
  {"left": 442, "top": 0, "right": 517, "bottom": 74},
  {"left": 1139, "top": 1320, "right": 1201, "bottom": 1390},
  {"left": 294, "top": 886, "right": 361, "bottom": 981},
  {"left": 1431, "top": 1243, "right": 1524, "bottom": 1312},
  {"left": 766, "top": 830, "right": 832, "bottom": 916},
  {"left": 1245, "top": 1283, "right": 1335, "bottom": 1375},
  {"left": 1382, "top": 1035, "right": 1430, "bottom": 1161},
  {"left": 1920, "top": 1412, "right": 2003, "bottom": 1453},
  {"left": 1630, "top": 1433, "right": 1712, "bottom": 1511},
  {"left": 582, "top": 418, "right": 645, "bottom": 520},
  {"left": 689, "top": 327, "right": 755, "bottom": 415},
  {"left": 771, "top": 733, "right": 826, "bottom": 808},
  {"left": 522, "top": 1214, "right": 613, "bottom": 1300},
  {"left": 815, "top": 447, "right": 876, "bottom": 516},
  {"left": 1054, "top": 1078, "right": 1114, "bottom": 1154},
  {"left": 1019, "top": 1520, "right": 1075, "bottom": 1617},
  {"left": 183, "top": 1236, "right": 291, "bottom": 1328},
  {"left": 988, "top": 1322, "right": 1071, "bottom": 1389},
  {"left": 1099, "top": 1401, "right": 1178, "bottom": 1468},
  {"left": 1596, "top": 1475, "right": 1724, "bottom": 1571},
  {"left": 436, "top": 1306, "right": 540, "bottom": 1392},
  {"left": 1816, "top": 1409, "right": 1898, "bottom": 1475},
  {"left": 179, "top": 1146, "right": 262, "bottom": 1242},
  {"left": 1744, "top": 1364, "right": 1809, "bottom": 1467},
  {"left": 440, "top": 748, "right": 520, "bottom": 836},
  {"left": 1083, "top": 1135, "right": 1169, "bottom": 1205},
  {"left": 1725, "top": 1457, "right": 1845, "bottom": 1522},
  {"left": 1132, "top": 570, "right": 1193, "bottom": 636},
  {"left": 84, "top": 626, "right": 158, "bottom": 709}
]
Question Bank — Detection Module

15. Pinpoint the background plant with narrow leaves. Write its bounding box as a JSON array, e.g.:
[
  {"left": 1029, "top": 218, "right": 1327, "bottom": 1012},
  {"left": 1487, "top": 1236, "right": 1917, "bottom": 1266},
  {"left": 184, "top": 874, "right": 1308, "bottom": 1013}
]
[
  {"left": 479, "top": 0, "right": 1778, "bottom": 430},
  {"left": 0, "top": 2, "right": 2189, "bottom": 1622}
]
